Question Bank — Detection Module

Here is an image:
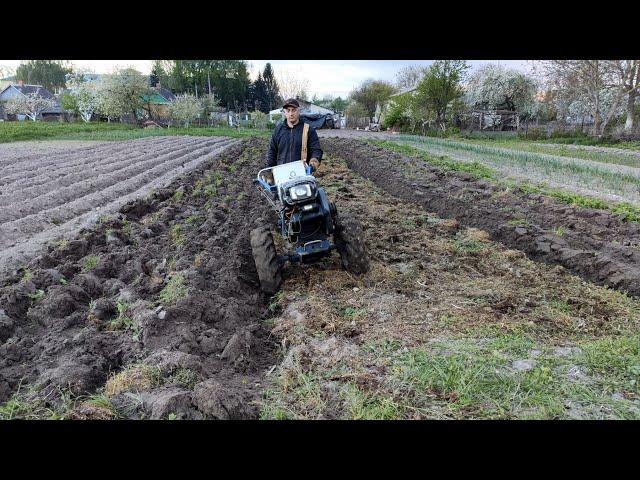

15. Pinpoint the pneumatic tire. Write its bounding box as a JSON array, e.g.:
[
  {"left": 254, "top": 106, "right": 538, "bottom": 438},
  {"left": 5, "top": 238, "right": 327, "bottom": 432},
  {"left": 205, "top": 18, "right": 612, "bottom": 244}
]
[
  {"left": 250, "top": 226, "right": 282, "bottom": 295},
  {"left": 334, "top": 212, "right": 369, "bottom": 275}
]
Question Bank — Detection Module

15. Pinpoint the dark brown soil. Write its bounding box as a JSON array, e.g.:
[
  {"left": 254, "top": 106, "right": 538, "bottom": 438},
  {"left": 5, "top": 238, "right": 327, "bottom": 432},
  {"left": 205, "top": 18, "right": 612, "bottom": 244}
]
[
  {"left": 0, "top": 137, "right": 278, "bottom": 419},
  {"left": 322, "top": 138, "right": 640, "bottom": 298}
]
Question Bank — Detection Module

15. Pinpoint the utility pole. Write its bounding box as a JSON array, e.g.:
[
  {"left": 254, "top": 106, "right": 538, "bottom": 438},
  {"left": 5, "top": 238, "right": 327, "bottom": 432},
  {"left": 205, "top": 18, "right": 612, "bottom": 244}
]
[{"left": 208, "top": 72, "right": 212, "bottom": 95}]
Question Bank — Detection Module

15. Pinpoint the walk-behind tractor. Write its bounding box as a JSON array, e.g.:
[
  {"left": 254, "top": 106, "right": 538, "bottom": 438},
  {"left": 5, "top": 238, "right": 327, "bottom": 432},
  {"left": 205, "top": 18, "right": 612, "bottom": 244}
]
[{"left": 251, "top": 160, "right": 369, "bottom": 294}]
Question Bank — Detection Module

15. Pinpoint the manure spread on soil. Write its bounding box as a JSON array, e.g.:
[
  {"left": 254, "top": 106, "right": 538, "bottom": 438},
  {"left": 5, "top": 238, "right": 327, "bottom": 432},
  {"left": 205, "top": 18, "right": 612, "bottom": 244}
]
[{"left": 0, "top": 137, "right": 278, "bottom": 419}]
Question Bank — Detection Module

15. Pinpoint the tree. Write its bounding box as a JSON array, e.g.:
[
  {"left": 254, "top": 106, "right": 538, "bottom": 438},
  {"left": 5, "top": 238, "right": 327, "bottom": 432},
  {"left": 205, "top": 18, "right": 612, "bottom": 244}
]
[
  {"left": 64, "top": 74, "right": 100, "bottom": 122},
  {"left": 614, "top": 60, "right": 640, "bottom": 132},
  {"left": 200, "top": 93, "right": 221, "bottom": 125},
  {"left": 414, "top": 60, "right": 469, "bottom": 130},
  {"left": 395, "top": 64, "right": 428, "bottom": 90},
  {"left": 97, "top": 67, "right": 151, "bottom": 122},
  {"left": 251, "top": 72, "right": 269, "bottom": 113},
  {"left": 59, "top": 92, "right": 78, "bottom": 116},
  {"left": 15, "top": 60, "right": 72, "bottom": 92},
  {"left": 161, "top": 60, "right": 251, "bottom": 111},
  {"left": 465, "top": 63, "right": 538, "bottom": 123},
  {"left": 330, "top": 97, "right": 348, "bottom": 114},
  {"left": 0, "top": 64, "right": 15, "bottom": 80},
  {"left": 536, "top": 60, "right": 632, "bottom": 135},
  {"left": 168, "top": 93, "right": 203, "bottom": 127},
  {"left": 345, "top": 102, "right": 368, "bottom": 125},
  {"left": 251, "top": 110, "right": 269, "bottom": 129},
  {"left": 349, "top": 79, "right": 396, "bottom": 118},
  {"left": 262, "top": 63, "right": 280, "bottom": 111},
  {"left": 381, "top": 93, "right": 414, "bottom": 131},
  {"left": 149, "top": 60, "right": 172, "bottom": 87},
  {"left": 277, "top": 70, "right": 310, "bottom": 102},
  {"left": 4, "top": 92, "right": 56, "bottom": 121}
]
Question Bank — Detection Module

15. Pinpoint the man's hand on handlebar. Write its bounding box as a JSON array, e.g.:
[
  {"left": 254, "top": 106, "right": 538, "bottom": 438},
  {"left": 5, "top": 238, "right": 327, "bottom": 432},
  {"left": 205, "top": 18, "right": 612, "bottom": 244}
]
[{"left": 305, "top": 158, "right": 320, "bottom": 173}]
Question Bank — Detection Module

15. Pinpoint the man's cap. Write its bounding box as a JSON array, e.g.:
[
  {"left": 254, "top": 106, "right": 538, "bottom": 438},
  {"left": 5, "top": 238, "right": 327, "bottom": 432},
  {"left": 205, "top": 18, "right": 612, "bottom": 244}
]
[{"left": 282, "top": 98, "right": 300, "bottom": 109}]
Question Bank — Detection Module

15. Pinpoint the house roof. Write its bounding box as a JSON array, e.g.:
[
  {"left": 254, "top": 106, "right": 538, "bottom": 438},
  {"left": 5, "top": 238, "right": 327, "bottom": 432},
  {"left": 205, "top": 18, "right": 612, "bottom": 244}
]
[
  {"left": 10, "top": 84, "right": 56, "bottom": 99},
  {"left": 141, "top": 92, "right": 170, "bottom": 105},
  {"left": 0, "top": 84, "right": 63, "bottom": 114},
  {"left": 157, "top": 87, "right": 175, "bottom": 102}
]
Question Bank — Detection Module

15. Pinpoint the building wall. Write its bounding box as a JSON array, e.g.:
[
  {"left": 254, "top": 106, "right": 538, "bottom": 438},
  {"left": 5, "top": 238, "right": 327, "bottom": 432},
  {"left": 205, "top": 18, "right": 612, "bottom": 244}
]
[{"left": 0, "top": 86, "right": 23, "bottom": 102}]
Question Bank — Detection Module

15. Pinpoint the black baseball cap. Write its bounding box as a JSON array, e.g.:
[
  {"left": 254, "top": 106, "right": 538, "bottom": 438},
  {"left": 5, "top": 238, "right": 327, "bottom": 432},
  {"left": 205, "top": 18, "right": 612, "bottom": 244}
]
[{"left": 282, "top": 98, "right": 300, "bottom": 109}]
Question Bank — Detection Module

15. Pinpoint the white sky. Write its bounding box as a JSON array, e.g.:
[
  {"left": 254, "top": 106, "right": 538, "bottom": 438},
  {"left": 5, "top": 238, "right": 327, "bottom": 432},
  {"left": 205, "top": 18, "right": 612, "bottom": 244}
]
[{"left": 0, "top": 60, "right": 533, "bottom": 98}]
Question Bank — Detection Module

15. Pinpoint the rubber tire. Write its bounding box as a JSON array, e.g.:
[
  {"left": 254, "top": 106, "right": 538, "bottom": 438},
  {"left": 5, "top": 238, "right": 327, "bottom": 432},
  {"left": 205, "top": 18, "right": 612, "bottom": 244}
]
[
  {"left": 250, "top": 226, "right": 282, "bottom": 295},
  {"left": 334, "top": 212, "right": 370, "bottom": 275}
]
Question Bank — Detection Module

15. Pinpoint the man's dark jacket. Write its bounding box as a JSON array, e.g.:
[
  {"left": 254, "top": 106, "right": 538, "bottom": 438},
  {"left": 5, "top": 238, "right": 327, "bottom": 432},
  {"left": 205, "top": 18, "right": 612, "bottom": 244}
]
[{"left": 266, "top": 120, "right": 323, "bottom": 167}]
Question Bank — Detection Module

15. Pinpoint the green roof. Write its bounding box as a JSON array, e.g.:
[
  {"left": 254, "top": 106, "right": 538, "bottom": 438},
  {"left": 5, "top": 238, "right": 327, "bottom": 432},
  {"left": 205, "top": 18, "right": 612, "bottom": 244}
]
[{"left": 140, "top": 93, "right": 169, "bottom": 105}]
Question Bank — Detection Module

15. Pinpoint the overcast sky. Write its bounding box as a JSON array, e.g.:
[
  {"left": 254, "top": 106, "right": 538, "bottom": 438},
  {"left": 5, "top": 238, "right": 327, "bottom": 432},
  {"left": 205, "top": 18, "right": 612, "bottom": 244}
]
[{"left": 0, "top": 60, "right": 533, "bottom": 98}]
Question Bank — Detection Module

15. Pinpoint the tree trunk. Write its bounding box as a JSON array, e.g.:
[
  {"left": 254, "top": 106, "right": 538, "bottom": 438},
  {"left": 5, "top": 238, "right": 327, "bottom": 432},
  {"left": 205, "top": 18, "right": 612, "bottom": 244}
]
[
  {"left": 625, "top": 90, "right": 637, "bottom": 132},
  {"left": 593, "top": 94, "right": 601, "bottom": 136}
]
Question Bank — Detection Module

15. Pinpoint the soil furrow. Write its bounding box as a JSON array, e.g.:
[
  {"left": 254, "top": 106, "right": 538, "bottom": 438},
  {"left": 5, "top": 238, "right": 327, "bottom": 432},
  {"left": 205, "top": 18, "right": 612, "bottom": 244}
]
[
  {"left": 0, "top": 137, "right": 276, "bottom": 419},
  {"left": 0, "top": 137, "right": 212, "bottom": 195},
  {"left": 0, "top": 137, "right": 228, "bottom": 209},
  {"left": 323, "top": 138, "right": 640, "bottom": 297},
  {"left": 0, "top": 136, "right": 179, "bottom": 180},
  {"left": 0, "top": 138, "right": 235, "bottom": 230},
  {"left": 0, "top": 138, "right": 237, "bottom": 278}
]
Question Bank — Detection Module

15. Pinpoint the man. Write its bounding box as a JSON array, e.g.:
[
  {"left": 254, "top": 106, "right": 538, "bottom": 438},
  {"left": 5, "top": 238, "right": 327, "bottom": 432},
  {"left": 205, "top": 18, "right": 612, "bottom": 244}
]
[{"left": 266, "top": 98, "right": 323, "bottom": 173}]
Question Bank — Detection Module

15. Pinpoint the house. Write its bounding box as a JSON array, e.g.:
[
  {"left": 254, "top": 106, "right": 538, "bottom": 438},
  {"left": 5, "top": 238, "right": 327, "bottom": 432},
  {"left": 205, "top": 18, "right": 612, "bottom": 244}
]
[
  {"left": 0, "top": 81, "right": 64, "bottom": 121},
  {"left": 140, "top": 83, "right": 176, "bottom": 121}
]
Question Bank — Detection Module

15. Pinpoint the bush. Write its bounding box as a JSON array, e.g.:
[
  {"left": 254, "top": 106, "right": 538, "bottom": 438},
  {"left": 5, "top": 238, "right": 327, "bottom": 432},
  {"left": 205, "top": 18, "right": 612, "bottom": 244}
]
[
  {"left": 425, "top": 126, "right": 460, "bottom": 138},
  {"left": 519, "top": 127, "right": 548, "bottom": 140}
]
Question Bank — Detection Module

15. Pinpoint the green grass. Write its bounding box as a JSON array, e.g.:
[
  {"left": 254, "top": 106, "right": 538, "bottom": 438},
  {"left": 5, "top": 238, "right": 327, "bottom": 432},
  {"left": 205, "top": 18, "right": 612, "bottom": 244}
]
[
  {"left": 164, "top": 368, "right": 199, "bottom": 390},
  {"left": 341, "top": 307, "right": 367, "bottom": 320},
  {"left": 171, "top": 189, "right": 184, "bottom": 202},
  {"left": 158, "top": 273, "right": 188, "bottom": 305},
  {"left": 0, "top": 121, "right": 270, "bottom": 143},
  {"left": 0, "top": 383, "right": 75, "bottom": 420},
  {"left": 169, "top": 224, "right": 185, "bottom": 247},
  {"left": 27, "top": 289, "right": 45, "bottom": 303},
  {"left": 192, "top": 171, "right": 223, "bottom": 198},
  {"left": 506, "top": 218, "right": 531, "bottom": 227},
  {"left": 342, "top": 383, "right": 403, "bottom": 420},
  {"left": 517, "top": 183, "right": 640, "bottom": 223},
  {"left": 108, "top": 301, "right": 140, "bottom": 341},
  {"left": 81, "top": 254, "right": 100, "bottom": 272},
  {"left": 21, "top": 268, "right": 33, "bottom": 283},
  {"left": 452, "top": 231, "right": 490, "bottom": 254},
  {"left": 577, "top": 335, "right": 640, "bottom": 394},
  {"left": 553, "top": 226, "right": 567, "bottom": 236},
  {"left": 391, "top": 333, "right": 640, "bottom": 419},
  {"left": 371, "top": 140, "right": 495, "bottom": 179}
]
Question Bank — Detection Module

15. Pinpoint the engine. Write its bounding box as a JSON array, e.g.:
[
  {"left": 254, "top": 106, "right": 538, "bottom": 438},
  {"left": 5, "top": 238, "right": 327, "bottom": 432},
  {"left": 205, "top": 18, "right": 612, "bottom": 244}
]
[{"left": 277, "top": 176, "right": 335, "bottom": 245}]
